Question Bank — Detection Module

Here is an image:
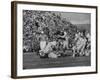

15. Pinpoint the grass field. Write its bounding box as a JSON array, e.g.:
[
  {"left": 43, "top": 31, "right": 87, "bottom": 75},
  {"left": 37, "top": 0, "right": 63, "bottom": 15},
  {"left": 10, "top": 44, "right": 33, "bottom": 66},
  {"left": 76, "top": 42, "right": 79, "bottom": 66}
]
[{"left": 23, "top": 52, "right": 91, "bottom": 69}]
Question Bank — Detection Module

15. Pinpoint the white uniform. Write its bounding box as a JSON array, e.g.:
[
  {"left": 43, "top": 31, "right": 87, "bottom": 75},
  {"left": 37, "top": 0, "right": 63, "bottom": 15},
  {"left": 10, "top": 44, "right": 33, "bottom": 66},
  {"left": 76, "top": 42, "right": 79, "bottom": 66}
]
[
  {"left": 76, "top": 37, "right": 86, "bottom": 55},
  {"left": 73, "top": 35, "right": 86, "bottom": 57},
  {"left": 43, "top": 41, "right": 56, "bottom": 53},
  {"left": 63, "top": 35, "right": 69, "bottom": 49},
  {"left": 86, "top": 33, "right": 91, "bottom": 42},
  {"left": 48, "top": 52, "right": 58, "bottom": 58},
  {"left": 40, "top": 41, "right": 46, "bottom": 50}
]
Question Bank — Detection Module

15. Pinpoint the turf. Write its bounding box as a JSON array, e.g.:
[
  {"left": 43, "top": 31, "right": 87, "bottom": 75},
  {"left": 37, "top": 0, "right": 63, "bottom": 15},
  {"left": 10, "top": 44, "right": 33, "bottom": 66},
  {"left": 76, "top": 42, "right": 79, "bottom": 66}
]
[{"left": 23, "top": 52, "right": 91, "bottom": 69}]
